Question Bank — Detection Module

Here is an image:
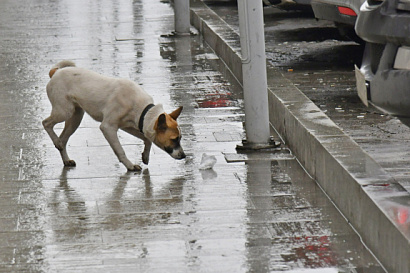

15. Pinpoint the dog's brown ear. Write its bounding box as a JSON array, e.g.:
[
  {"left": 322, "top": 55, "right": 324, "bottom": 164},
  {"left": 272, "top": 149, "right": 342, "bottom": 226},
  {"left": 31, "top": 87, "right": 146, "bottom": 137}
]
[
  {"left": 169, "top": 106, "right": 183, "bottom": 120},
  {"left": 155, "top": 113, "right": 168, "bottom": 132}
]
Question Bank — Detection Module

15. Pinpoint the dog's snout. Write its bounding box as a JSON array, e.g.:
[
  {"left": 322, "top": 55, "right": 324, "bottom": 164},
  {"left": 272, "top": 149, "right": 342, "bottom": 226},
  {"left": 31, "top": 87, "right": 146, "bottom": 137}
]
[
  {"left": 168, "top": 147, "right": 186, "bottom": 160},
  {"left": 175, "top": 150, "right": 186, "bottom": 160}
]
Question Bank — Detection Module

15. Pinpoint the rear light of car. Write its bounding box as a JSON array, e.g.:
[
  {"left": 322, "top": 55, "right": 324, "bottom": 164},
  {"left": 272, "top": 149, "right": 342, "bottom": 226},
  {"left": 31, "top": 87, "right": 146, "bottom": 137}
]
[
  {"left": 398, "top": 0, "right": 410, "bottom": 11},
  {"left": 337, "top": 6, "right": 357, "bottom": 16}
]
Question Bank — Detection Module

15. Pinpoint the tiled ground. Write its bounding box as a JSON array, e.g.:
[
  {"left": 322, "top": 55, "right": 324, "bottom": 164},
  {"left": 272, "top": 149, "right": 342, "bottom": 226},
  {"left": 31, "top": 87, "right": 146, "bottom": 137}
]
[{"left": 0, "top": 0, "right": 383, "bottom": 272}]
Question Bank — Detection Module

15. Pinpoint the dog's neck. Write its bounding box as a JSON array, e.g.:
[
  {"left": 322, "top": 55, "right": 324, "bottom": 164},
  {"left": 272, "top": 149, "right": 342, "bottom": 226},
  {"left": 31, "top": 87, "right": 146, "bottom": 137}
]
[
  {"left": 141, "top": 104, "right": 164, "bottom": 141},
  {"left": 139, "top": 103, "right": 155, "bottom": 133}
]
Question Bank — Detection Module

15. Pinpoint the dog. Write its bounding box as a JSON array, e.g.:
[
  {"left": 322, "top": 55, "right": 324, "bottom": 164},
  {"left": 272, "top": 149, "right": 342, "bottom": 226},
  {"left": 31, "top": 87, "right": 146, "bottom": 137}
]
[{"left": 43, "top": 60, "right": 185, "bottom": 171}]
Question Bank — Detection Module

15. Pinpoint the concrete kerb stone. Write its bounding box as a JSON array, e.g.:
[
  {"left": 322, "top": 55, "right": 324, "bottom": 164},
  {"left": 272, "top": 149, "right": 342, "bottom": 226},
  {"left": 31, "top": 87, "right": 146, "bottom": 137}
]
[{"left": 189, "top": 0, "right": 410, "bottom": 272}]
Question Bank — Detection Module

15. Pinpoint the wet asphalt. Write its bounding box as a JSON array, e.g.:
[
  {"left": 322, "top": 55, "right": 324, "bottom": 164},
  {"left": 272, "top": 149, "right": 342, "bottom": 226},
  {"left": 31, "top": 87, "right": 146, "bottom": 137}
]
[{"left": 0, "top": 0, "right": 384, "bottom": 272}]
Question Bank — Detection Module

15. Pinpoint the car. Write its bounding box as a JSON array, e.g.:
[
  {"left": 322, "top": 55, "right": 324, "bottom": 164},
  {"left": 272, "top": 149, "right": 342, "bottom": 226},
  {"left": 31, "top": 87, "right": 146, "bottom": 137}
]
[
  {"left": 311, "top": 0, "right": 365, "bottom": 41},
  {"left": 355, "top": 0, "right": 410, "bottom": 119},
  {"left": 262, "top": 0, "right": 312, "bottom": 11}
]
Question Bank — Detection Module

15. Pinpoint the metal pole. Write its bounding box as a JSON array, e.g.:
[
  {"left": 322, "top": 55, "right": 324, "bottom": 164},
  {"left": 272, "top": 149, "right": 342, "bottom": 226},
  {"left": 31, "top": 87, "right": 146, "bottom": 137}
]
[
  {"left": 237, "top": 0, "right": 271, "bottom": 146},
  {"left": 174, "top": 0, "right": 190, "bottom": 35}
]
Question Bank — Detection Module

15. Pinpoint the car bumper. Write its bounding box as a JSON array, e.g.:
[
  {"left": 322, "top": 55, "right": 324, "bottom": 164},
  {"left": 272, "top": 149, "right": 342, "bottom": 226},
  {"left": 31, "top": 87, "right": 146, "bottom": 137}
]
[
  {"left": 355, "top": 0, "right": 410, "bottom": 45},
  {"left": 355, "top": 0, "right": 410, "bottom": 117},
  {"left": 264, "top": 0, "right": 312, "bottom": 9},
  {"left": 311, "top": 0, "right": 362, "bottom": 25},
  {"left": 356, "top": 65, "right": 410, "bottom": 117},
  {"left": 293, "top": 0, "right": 312, "bottom": 5}
]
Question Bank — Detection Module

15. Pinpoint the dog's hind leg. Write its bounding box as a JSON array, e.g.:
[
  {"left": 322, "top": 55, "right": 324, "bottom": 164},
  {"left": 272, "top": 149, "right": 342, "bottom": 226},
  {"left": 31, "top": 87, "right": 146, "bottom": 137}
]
[
  {"left": 100, "top": 122, "right": 142, "bottom": 172},
  {"left": 43, "top": 100, "right": 76, "bottom": 166},
  {"left": 43, "top": 114, "right": 66, "bottom": 152},
  {"left": 58, "top": 107, "right": 85, "bottom": 167}
]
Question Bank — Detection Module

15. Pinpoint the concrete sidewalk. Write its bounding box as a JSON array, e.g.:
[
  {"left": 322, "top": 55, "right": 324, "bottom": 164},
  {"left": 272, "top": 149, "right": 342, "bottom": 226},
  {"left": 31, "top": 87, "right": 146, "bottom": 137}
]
[
  {"left": 190, "top": 1, "right": 410, "bottom": 272},
  {"left": 0, "top": 0, "right": 384, "bottom": 272}
]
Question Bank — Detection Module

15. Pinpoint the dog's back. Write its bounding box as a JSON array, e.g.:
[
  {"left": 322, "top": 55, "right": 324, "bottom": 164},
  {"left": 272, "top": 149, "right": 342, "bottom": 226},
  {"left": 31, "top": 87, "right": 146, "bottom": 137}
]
[{"left": 46, "top": 61, "right": 152, "bottom": 123}]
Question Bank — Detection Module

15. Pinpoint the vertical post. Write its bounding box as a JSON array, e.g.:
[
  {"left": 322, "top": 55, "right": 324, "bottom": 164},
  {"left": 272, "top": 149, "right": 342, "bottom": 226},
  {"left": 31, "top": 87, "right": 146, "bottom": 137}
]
[
  {"left": 174, "top": 0, "right": 190, "bottom": 35},
  {"left": 237, "top": 0, "right": 271, "bottom": 146}
]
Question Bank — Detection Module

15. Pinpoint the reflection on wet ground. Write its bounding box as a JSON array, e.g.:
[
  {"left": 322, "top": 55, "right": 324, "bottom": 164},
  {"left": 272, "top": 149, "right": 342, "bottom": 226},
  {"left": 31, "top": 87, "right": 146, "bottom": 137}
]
[
  {"left": 0, "top": 0, "right": 383, "bottom": 271},
  {"left": 209, "top": 1, "right": 410, "bottom": 257}
]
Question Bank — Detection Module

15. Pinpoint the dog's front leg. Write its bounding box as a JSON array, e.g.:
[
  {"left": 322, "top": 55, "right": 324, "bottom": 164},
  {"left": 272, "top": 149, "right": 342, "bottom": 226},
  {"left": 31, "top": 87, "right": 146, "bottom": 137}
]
[
  {"left": 142, "top": 139, "right": 152, "bottom": 165},
  {"left": 100, "top": 123, "right": 141, "bottom": 172},
  {"left": 120, "top": 127, "right": 151, "bottom": 165}
]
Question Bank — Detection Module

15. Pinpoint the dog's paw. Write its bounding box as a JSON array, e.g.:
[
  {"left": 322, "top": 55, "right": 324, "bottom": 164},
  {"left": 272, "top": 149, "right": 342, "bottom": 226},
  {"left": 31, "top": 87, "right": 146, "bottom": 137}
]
[
  {"left": 128, "top": 164, "right": 142, "bottom": 172},
  {"left": 63, "top": 160, "right": 76, "bottom": 167},
  {"left": 142, "top": 153, "right": 149, "bottom": 165}
]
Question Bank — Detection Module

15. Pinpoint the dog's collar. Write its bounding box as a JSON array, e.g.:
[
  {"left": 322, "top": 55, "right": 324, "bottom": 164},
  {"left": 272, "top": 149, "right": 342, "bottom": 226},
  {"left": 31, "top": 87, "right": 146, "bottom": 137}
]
[{"left": 139, "top": 104, "right": 155, "bottom": 133}]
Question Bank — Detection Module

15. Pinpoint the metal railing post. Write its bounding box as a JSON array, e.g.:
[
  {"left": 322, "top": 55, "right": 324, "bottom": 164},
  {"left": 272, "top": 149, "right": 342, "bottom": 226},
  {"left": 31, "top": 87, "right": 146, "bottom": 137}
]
[
  {"left": 174, "top": 0, "right": 190, "bottom": 35},
  {"left": 237, "top": 0, "right": 271, "bottom": 147}
]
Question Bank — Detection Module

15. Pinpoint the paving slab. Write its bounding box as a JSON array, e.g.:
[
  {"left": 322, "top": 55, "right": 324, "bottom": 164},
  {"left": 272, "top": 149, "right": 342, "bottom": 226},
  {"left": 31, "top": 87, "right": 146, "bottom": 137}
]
[{"left": 0, "top": 0, "right": 386, "bottom": 272}]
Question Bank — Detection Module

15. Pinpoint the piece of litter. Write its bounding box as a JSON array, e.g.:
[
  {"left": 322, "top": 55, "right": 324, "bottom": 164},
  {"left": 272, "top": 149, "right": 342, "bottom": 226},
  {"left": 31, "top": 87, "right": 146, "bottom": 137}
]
[{"left": 199, "top": 153, "right": 217, "bottom": 170}]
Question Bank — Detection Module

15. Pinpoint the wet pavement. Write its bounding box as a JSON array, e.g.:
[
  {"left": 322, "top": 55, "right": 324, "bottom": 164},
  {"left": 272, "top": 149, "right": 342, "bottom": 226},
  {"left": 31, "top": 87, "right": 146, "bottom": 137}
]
[
  {"left": 203, "top": 1, "right": 410, "bottom": 272},
  {"left": 207, "top": 0, "right": 410, "bottom": 194},
  {"left": 0, "top": 0, "right": 384, "bottom": 272}
]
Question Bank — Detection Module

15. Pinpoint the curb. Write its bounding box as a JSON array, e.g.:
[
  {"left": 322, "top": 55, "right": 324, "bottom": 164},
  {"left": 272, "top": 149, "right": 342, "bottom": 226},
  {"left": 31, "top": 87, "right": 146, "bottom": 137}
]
[{"left": 190, "top": 0, "right": 410, "bottom": 272}]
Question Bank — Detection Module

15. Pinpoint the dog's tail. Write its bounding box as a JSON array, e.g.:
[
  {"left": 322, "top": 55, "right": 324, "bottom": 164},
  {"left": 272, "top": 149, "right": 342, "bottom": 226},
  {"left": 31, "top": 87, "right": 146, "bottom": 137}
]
[{"left": 49, "top": 60, "right": 76, "bottom": 78}]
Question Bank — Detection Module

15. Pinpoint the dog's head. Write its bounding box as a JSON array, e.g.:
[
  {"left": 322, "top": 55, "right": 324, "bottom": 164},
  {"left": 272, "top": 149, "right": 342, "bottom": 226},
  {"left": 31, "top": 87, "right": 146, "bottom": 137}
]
[{"left": 154, "top": 106, "right": 186, "bottom": 160}]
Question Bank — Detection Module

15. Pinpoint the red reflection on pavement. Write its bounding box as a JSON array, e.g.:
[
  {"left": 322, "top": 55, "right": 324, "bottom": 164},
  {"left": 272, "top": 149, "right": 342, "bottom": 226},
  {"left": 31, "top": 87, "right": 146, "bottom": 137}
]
[
  {"left": 282, "top": 236, "right": 338, "bottom": 268},
  {"left": 398, "top": 208, "right": 409, "bottom": 225},
  {"left": 197, "top": 93, "right": 234, "bottom": 108}
]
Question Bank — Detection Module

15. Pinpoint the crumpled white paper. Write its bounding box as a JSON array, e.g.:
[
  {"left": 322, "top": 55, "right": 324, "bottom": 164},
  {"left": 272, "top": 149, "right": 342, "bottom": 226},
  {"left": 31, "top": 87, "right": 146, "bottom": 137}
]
[{"left": 199, "top": 153, "right": 217, "bottom": 170}]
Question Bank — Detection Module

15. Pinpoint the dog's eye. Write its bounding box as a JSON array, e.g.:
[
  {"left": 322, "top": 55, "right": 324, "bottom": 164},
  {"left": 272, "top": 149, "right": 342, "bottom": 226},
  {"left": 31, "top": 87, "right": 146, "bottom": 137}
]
[{"left": 172, "top": 137, "right": 180, "bottom": 144}]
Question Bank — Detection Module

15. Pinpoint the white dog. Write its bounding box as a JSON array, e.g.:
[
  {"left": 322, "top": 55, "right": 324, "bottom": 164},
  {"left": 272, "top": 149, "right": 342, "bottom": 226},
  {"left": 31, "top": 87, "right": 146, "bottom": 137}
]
[{"left": 43, "top": 60, "right": 185, "bottom": 171}]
